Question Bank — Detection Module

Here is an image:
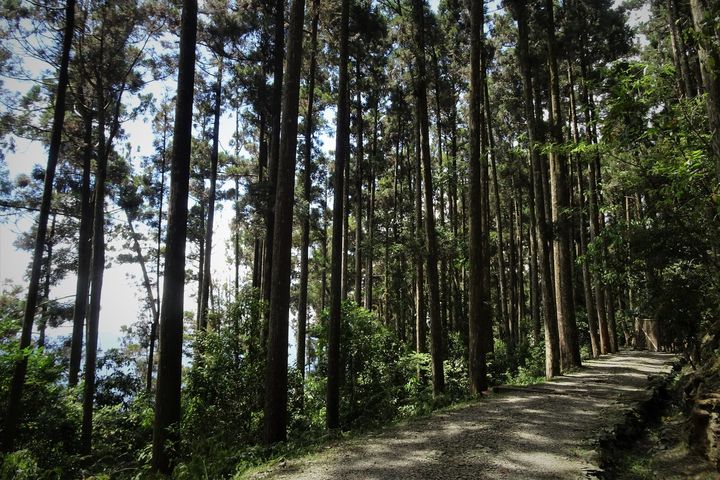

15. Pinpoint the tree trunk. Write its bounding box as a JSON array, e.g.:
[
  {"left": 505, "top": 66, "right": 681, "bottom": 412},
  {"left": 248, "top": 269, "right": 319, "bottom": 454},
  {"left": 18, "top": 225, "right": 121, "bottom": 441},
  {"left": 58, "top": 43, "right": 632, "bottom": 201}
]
[
  {"left": 544, "top": 0, "right": 581, "bottom": 370},
  {"left": 82, "top": 84, "right": 110, "bottom": 454},
  {"left": 342, "top": 156, "right": 350, "bottom": 300},
  {"left": 196, "top": 200, "right": 205, "bottom": 325},
  {"left": 413, "top": 0, "right": 445, "bottom": 395},
  {"left": 354, "top": 62, "right": 363, "bottom": 306},
  {"left": 487, "top": 85, "right": 509, "bottom": 347},
  {"left": 263, "top": 0, "right": 306, "bottom": 444},
  {"left": 297, "top": 0, "right": 319, "bottom": 404},
  {"left": 567, "top": 62, "right": 600, "bottom": 357},
  {"left": 579, "top": 59, "right": 611, "bottom": 354},
  {"left": 38, "top": 214, "right": 57, "bottom": 348},
  {"left": 514, "top": 180, "right": 525, "bottom": 346},
  {"left": 199, "top": 58, "right": 223, "bottom": 330},
  {"left": 2, "top": 0, "right": 75, "bottom": 452},
  {"left": 69, "top": 109, "right": 94, "bottom": 388},
  {"left": 509, "top": 0, "right": 561, "bottom": 378},
  {"left": 365, "top": 103, "right": 378, "bottom": 311},
  {"left": 261, "top": 0, "right": 286, "bottom": 340},
  {"left": 235, "top": 109, "right": 241, "bottom": 297},
  {"left": 468, "top": 0, "right": 489, "bottom": 394},
  {"left": 147, "top": 108, "right": 168, "bottom": 394},
  {"left": 528, "top": 160, "right": 541, "bottom": 345},
  {"left": 415, "top": 113, "right": 427, "bottom": 362},
  {"left": 667, "top": 0, "right": 696, "bottom": 97},
  {"left": 125, "top": 211, "right": 159, "bottom": 337},
  {"left": 253, "top": 109, "right": 268, "bottom": 290},
  {"left": 327, "top": 0, "right": 349, "bottom": 431},
  {"left": 151, "top": 0, "right": 197, "bottom": 472},
  {"left": 321, "top": 176, "right": 329, "bottom": 312}
]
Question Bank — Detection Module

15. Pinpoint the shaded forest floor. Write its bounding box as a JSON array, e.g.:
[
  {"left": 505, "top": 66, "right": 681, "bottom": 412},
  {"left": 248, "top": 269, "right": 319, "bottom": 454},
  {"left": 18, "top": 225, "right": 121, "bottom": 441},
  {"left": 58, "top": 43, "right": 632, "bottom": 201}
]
[{"left": 243, "top": 351, "right": 680, "bottom": 480}]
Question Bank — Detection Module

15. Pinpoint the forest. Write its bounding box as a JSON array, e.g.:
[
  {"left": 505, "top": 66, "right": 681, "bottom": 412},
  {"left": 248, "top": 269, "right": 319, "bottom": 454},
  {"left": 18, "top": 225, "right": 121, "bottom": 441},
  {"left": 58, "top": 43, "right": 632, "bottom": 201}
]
[{"left": 0, "top": 0, "right": 719, "bottom": 477}]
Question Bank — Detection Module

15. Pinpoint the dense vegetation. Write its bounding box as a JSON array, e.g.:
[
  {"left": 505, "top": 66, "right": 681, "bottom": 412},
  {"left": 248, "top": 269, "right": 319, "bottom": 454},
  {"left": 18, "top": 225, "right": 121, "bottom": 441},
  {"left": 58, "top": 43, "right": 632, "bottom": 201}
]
[{"left": 0, "top": 0, "right": 718, "bottom": 477}]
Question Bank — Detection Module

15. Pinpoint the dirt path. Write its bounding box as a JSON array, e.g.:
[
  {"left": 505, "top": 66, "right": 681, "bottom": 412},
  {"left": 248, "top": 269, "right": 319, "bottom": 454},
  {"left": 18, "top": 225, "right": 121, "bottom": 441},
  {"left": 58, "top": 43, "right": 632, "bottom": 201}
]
[{"left": 246, "top": 351, "right": 676, "bottom": 480}]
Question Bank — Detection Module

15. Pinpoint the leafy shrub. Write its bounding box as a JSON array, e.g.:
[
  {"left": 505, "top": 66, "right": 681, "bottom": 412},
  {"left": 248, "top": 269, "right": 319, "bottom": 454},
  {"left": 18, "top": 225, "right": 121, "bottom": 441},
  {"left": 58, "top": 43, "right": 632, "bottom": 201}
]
[
  {"left": 0, "top": 450, "right": 39, "bottom": 480},
  {"left": 178, "top": 287, "right": 264, "bottom": 478},
  {"left": 311, "top": 301, "right": 405, "bottom": 429},
  {"left": 0, "top": 317, "right": 81, "bottom": 477},
  {"left": 487, "top": 338, "right": 546, "bottom": 385}
]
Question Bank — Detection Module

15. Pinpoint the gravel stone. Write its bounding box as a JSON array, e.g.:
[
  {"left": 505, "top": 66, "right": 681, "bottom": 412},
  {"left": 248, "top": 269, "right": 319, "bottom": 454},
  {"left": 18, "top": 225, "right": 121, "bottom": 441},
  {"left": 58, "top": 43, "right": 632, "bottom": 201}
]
[{"left": 245, "top": 351, "right": 675, "bottom": 480}]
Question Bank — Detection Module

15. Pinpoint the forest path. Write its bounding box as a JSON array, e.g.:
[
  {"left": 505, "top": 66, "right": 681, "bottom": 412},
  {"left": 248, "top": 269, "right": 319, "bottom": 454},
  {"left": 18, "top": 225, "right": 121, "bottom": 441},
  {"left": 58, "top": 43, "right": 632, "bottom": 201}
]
[{"left": 246, "top": 351, "right": 676, "bottom": 480}]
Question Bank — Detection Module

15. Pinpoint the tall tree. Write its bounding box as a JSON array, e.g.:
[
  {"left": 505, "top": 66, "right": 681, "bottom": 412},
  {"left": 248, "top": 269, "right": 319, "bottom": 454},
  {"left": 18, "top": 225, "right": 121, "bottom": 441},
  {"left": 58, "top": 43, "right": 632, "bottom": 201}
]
[
  {"left": 261, "top": 0, "right": 286, "bottom": 308},
  {"left": 68, "top": 106, "right": 94, "bottom": 387},
  {"left": 1, "top": 0, "right": 75, "bottom": 453},
  {"left": 544, "top": 0, "right": 581, "bottom": 370},
  {"left": 327, "top": 0, "right": 350, "bottom": 430},
  {"left": 468, "top": 0, "right": 488, "bottom": 395},
  {"left": 151, "top": 0, "right": 198, "bottom": 472},
  {"left": 412, "top": 0, "right": 444, "bottom": 395},
  {"left": 353, "top": 61, "right": 364, "bottom": 306},
  {"left": 146, "top": 100, "right": 171, "bottom": 393},
  {"left": 199, "top": 57, "right": 223, "bottom": 330},
  {"left": 507, "top": 0, "right": 561, "bottom": 378},
  {"left": 297, "top": 0, "right": 320, "bottom": 404},
  {"left": 263, "top": 0, "right": 306, "bottom": 444},
  {"left": 81, "top": 87, "right": 109, "bottom": 454}
]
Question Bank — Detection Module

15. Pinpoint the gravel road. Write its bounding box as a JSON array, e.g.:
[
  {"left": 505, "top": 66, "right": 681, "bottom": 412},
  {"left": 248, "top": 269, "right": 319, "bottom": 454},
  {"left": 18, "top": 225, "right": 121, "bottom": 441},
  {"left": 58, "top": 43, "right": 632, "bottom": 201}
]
[{"left": 245, "top": 351, "right": 676, "bottom": 480}]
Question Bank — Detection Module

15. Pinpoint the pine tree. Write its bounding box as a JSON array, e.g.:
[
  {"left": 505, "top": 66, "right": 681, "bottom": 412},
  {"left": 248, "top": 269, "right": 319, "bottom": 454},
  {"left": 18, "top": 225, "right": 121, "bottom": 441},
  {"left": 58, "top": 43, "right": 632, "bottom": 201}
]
[{"left": 151, "top": 0, "right": 198, "bottom": 472}]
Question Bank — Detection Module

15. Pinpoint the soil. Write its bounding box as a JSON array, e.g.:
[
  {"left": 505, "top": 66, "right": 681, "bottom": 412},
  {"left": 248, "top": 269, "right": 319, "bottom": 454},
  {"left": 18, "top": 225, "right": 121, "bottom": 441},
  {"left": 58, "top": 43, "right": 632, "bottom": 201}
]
[{"left": 243, "top": 351, "right": 678, "bottom": 480}]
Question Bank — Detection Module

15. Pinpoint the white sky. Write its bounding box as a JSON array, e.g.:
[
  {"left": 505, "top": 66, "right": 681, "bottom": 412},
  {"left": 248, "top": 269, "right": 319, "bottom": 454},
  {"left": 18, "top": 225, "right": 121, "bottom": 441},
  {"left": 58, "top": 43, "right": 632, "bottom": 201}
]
[{"left": 0, "top": 49, "right": 243, "bottom": 350}]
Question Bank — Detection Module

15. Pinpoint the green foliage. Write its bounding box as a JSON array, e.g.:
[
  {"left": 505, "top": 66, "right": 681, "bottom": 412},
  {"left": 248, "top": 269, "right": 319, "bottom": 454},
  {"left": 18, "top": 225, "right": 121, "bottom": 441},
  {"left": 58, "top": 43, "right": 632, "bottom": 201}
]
[
  {"left": 487, "top": 339, "right": 546, "bottom": 386},
  {"left": 0, "top": 450, "right": 39, "bottom": 480},
  {"left": 0, "top": 303, "right": 81, "bottom": 476},
  {"left": 88, "top": 396, "right": 154, "bottom": 477},
  {"left": 178, "top": 287, "right": 264, "bottom": 478},
  {"left": 597, "top": 57, "right": 720, "bottom": 355},
  {"left": 312, "top": 301, "right": 406, "bottom": 429}
]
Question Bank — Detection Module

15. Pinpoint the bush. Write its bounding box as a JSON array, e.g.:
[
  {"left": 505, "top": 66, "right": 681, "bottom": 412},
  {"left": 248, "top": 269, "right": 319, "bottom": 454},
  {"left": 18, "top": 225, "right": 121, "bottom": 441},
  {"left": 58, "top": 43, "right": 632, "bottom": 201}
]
[
  {"left": 0, "top": 317, "right": 81, "bottom": 477},
  {"left": 312, "top": 301, "right": 405, "bottom": 429},
  {"left": 0, "top": 450, "right": 39, "bottom": 480},
  {"left": 487, "top": 338, "right": 546, "bottom": 386},
  {"left": 178, "top": 288, "right": 264, "bottom": 478}
]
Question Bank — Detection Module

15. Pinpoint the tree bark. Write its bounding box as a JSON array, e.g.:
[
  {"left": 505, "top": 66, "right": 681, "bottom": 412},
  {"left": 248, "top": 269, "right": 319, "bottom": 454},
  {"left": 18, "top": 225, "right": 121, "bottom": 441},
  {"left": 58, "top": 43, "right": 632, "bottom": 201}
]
[
  {"left": 508, "top": 0, "right": 561, "bottom": 378},
  {"left": 468, "top": 0, "right": 489, "bottom": 394},
  {"left": 415, "top": 112, "right": 427, "bottom": 362},
  {"left": 297, "top": 0, "right": 319, "bottom": 404},
  {"left": 69, "top": 108, "right": 94, "bottom": 387},
  {"left": 261, "top": 0, "right": 286, "bottom": 330},
  {"left": 579, "top": 59, "right": 611, "bottom": 354},
  {"left": 667, "top": 0, "right": 696, "bottom": 97},
  {"left": 199, "top": 58, "right": 223, "bottom": 330},
  {"left": 567, "top": 62, "right": 600, "bottom": 357},
  {"left": 513, "top": 180, "right": 525, "bottom": 345},
  {"left": 146, "top": 107, "right": 168, "bottom": 394},
  {"left": 263, "top": 0, "right": 306, "bottom": 444},
  {"left": 125, "top": 211, "right": 159, "bottom": 334},
  {"left": 354, "top": 61, "right": 363, "bottom": 306},
  {"left": 412, "top": 0, "right": 445, "bottom": 395},
  {"left": 327, "top": 0, "right": 350, "bottom": 431},
  {"left": 82, "top": 83, "right": 110, "bottom": 454},
  {"left": 365, "top": 103, "right": 378, "bottom": 311},
  {"left": 487, "top": 83, "right": 509, "bottom": 347},
  {"left": 38, "top": 214, "right": 57, "bottom": 348},
  {"left": 151, "top": 0, "right": 197, "bottom": 472},
  {"left": 2, "top": 0, "right": 75, "bottom": 452},
  {"left": 544, "top": 0, "right": 581, "bottom": 370},
  {"left": 689, "top": 0, "right": 720, "bottom": 182}
]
